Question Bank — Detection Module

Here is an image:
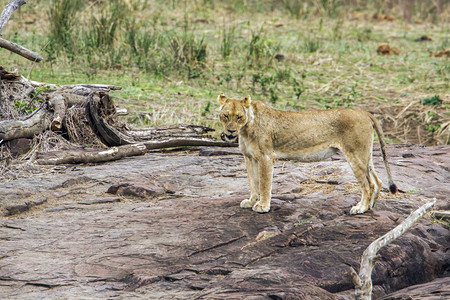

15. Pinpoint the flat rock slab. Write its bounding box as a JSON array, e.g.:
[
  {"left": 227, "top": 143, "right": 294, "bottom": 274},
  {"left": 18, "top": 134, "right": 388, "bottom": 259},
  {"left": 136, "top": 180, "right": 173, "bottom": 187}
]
[{"left": 0, "top": 144, "right": 449, "bottom": 299}]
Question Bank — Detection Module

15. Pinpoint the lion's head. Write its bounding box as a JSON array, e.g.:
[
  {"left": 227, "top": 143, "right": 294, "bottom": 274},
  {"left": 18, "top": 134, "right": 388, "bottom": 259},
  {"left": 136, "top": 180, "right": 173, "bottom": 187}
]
[{"left": 217, "top": 93, "right": 251, "bottom": 143}]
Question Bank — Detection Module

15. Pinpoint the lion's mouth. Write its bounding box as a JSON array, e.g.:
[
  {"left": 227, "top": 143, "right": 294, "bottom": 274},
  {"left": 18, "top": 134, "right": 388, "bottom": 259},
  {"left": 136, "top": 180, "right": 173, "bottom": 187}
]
[{"left": 221, "top": 132, "right": 238, "bottom": 143}]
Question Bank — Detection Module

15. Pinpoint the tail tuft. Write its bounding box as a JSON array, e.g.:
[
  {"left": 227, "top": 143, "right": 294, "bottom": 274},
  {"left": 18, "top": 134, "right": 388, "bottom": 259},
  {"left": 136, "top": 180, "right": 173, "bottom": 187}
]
[{"left": 389, "top": 183, "right": 398, "bottom": 194}]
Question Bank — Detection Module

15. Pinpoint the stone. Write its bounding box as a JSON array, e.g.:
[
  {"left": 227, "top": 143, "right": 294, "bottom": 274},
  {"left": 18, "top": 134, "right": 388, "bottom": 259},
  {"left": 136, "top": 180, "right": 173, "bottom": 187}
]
[
  {"left": 106, "top": 182, "right": 165, "bottom": 198},
  {"left": 0, "top": 145, "right": 448, "bottom": 299}
]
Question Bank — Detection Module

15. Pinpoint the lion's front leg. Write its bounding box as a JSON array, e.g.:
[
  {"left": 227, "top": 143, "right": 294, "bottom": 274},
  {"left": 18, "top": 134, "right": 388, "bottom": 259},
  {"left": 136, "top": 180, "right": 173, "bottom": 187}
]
[
  {"left": 252, "top": 154, "right": 274, "bottom": 213},
  {"left": 241, "top": 156, "right": 259, "bottom": 209}
]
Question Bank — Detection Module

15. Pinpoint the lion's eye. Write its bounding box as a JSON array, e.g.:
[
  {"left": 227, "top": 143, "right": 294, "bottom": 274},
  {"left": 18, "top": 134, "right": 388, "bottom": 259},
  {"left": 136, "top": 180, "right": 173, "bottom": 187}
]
[
  {"left": 237, "top": 115, "right": 243, "bottom": 121},
  {"left": 223, "top": 114, "right": 229, "bottom": 121}
]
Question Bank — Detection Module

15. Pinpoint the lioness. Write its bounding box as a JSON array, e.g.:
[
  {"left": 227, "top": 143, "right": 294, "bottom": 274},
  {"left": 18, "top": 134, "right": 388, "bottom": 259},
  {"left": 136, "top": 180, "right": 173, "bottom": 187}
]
[{"left": 218, "top": 93, "right": 397, "bottom": 214}]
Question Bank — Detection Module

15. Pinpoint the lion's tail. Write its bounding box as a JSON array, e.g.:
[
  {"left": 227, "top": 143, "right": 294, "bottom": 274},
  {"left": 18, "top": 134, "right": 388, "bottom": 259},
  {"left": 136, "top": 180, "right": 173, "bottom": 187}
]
[{"left": 368, "top": 113, "right": 398, "bottom": 194}]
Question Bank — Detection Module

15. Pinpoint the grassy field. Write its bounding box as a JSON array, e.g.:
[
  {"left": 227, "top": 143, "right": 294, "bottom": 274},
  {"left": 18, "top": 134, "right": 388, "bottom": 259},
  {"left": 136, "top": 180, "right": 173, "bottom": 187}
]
[{"left": 1, "top": 0, "right": 449, "bottom": 143}]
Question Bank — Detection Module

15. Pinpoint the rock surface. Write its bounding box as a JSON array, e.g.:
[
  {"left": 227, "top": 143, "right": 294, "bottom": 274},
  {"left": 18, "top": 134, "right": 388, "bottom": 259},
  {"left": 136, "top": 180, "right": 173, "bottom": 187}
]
[{"left": 0, "top": 144, "right": 449, "bottom": 299}]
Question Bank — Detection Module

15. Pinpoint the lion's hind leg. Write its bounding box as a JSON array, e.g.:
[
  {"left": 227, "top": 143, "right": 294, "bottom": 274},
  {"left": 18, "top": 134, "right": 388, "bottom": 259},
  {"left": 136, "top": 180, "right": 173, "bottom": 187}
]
[
  {"left": 368, "top": 159, "right": 382, "bottom": 209},
  {"left": 350, "top": 175, "right": 372, "bottom": 214},
  {"left": 346, "top": 153, "right": 373, "bottom": 215}
]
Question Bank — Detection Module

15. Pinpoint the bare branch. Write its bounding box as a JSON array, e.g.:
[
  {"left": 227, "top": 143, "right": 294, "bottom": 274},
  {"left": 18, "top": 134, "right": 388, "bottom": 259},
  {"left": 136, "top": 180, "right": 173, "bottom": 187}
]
[
  {"left": 0, "top": 1, "right": 43, "bottom": 62},
  {"left": 23, "top": 77, "right": 122, "bottom": 91},
  {"left": 0, "top": 37, "right": 43, "bottom": 62},
  {"left": 0, "top": 0, "right": 27, "bottom": 35},
  {"left": 350, "top": 199, "right": 437, "bottom": 300}
]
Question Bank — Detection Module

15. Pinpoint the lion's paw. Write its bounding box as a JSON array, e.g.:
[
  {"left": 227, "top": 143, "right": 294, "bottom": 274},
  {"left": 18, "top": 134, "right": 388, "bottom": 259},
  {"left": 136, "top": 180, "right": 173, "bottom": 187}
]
[
  {"left": 252, "top": 201, "right": 270, "bottom": 213},
  {"left": 240, "top": 199, "right": 256, "bottom": 209},
  {"left": 350, "top": 203, "right": 367, "bottom": 215}
]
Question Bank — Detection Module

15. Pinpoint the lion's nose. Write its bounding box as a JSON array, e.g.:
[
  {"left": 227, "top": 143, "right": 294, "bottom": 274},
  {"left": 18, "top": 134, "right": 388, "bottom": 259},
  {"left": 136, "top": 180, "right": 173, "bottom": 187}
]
[{"left": 228, "top": 129, "right": 236, "bottom": 133}]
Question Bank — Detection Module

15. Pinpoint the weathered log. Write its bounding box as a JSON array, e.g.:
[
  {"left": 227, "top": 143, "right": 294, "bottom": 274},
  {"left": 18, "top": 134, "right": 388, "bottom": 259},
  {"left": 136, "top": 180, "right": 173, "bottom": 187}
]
[
  {"left": 86, "top": 93, "right": 136, "bottom": 146},
  {"left": 49, "top": 93, "right": 66, "bottom": 131},
  {"left": 0, "top": 0, "right": 26, "bottom": 35},
  {"left": 431, "top": 210, "right": 450, "bottom": 221},
  {"left": 116, "top": 107, "right": 128, "bottom": 116},
  {"left": 0, "top": 108, "right": 49, "bottom": 142},
  {"left": 61, "top": 83, "right": 121, "bottom": 91},
  {"left": 85, "top": 93, "right": 238, "bottom": 149},
  {"left": 49, "top": 91, "right": 104, "bottom": 131},
  {"left": 128, "top": 124, "right": 215, "bottom": 140},
  {"left": 36, "top": 143, "right": 148, "bottom": 165},
  {"left": 0, "top": 65, "right": 20, "bottom": 79},
  {"left": 24, "top": 77, "right": 122, "bottom": 91},
  {"left": 143, "top": 138, "right": 237, "bottom": 150},
  {"left": 350, "top": 199, "right": 437, "bottom": 300},
  {"left": 35, "top": 138, "right": 237, "bottom": 165},
  {"left": 58, "top": 92, "right": 90, "bottom": 106}
]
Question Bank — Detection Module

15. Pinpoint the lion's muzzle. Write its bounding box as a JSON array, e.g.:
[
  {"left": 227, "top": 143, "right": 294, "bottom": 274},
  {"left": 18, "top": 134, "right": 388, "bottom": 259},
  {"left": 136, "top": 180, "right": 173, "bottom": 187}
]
[{"left": 221, "top": 132, "right": 238, "bottom": 143}]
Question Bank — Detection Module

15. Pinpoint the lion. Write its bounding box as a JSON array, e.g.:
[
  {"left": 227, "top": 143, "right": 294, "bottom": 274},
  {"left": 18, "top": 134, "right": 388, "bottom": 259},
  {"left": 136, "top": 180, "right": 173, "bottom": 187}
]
[{"left": 217, "top": 93, "right": 398, "bottom": 214}]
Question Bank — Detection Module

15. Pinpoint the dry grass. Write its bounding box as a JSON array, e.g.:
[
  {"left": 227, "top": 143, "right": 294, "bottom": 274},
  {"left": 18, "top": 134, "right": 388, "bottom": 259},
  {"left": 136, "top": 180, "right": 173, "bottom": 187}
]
[
  {"left": 64, "top": 105, "right": 105, "bottom": 148},
  {"left": 368, "top": 98, "right": 449, "bottom": 145},
  {"left": 0, "top": 0, "right": 449, "bottom": 146}
]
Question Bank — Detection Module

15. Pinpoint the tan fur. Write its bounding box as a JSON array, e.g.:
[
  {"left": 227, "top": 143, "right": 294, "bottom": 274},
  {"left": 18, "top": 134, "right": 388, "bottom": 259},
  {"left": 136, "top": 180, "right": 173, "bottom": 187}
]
[{"left": 218, "top": 93, "right": 397, "bottom": 214}]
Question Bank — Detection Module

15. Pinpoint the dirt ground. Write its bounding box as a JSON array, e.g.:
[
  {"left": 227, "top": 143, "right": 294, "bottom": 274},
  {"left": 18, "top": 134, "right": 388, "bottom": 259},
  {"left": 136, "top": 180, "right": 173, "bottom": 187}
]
[{"left": 0, "top": 144, "right": 449, "bottom": 299}]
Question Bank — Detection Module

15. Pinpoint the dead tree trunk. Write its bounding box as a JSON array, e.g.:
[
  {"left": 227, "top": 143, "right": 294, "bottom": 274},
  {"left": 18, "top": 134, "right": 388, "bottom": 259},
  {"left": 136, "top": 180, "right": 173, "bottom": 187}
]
[
  {"left": 0, "top": 1, "right": 236, "bottom": 166},
  {"left": 1, "top": 73, "right": 237, "bottom": 165},
  {"left": 349, "top": 199, "right": 437, "bottom": 300}
]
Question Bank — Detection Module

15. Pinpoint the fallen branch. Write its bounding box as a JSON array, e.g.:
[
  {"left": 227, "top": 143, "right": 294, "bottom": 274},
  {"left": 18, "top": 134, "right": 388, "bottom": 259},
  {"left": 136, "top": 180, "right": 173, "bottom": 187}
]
[
  {"left": 36, "top": 143, "right": 148, "bottom": 165},
  {"left": 0, "top": 65, "right": 20, "bottom": 80},
  {"left": 431, "top": 210, "right": 450, "bottom": 221},
  {"left": 128, "top": 124, "right": 214, "bottom": 140},
  {"left": 24, "top": 77, "right": 122, "bottom": 91},
  {"left": 143, "top": 138, "right": 237, "bottom": 150},
  {"left": 36, "top": 138, "right": 236, "bottom": 165},
  {"left": 0, "top": 37, "right": 43, "bottom": 62},
  {"left": 350, "top": 199, "right": 437, "bottom": 300},
  {"left": 0, "top": 108, "right": 50, "bottom": 142}
]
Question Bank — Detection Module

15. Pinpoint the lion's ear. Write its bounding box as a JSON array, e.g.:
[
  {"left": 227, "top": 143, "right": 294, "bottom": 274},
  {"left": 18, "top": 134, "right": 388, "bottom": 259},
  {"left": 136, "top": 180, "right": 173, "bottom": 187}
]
[
  {"left": 217, "top": 93, "right": 227, "bottom": 105},
  {"left": 242, "top": 95, "right": 251, "bottom": 108}
]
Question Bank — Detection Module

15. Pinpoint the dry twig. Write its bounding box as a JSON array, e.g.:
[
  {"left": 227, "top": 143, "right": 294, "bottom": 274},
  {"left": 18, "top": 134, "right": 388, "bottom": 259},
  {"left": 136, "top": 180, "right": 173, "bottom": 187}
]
[{"left": 350, "top": 199, "right": 437, "bottom": 299}]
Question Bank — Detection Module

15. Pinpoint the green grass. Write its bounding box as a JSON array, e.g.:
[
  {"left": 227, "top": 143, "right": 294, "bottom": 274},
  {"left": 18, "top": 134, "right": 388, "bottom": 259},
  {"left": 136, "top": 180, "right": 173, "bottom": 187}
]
[
  {"left": 294, "top": 218, "right": 313, "bottom": 227},
  {"left": 431, "top": 216, "right": 450, "bottom": 228},
  {"left": 1, "top": 0, "right": 449, "bottom": 138}
]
